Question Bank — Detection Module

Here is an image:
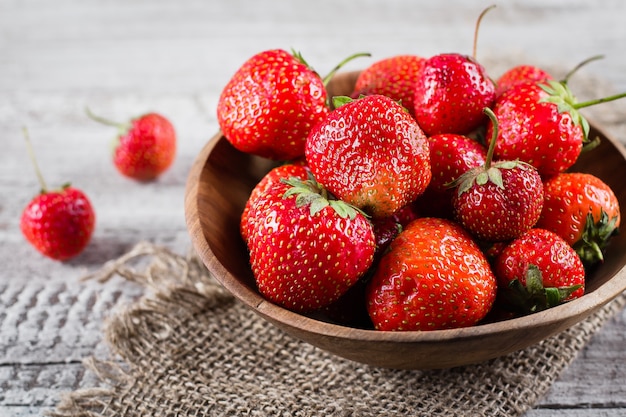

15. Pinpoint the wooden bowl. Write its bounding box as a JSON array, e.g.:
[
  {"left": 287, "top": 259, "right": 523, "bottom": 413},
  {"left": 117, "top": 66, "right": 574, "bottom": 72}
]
[{"left": 184, "top": 71, "right": 626, "bottom": 369}]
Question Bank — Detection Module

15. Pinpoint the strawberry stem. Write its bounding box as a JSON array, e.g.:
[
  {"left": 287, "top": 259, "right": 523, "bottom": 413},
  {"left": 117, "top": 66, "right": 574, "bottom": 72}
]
[
  {"left": 22, "top": 127, "right": 48, "bottom": 193},
  {"left": 483, "top": 107, "right": 499, "bottom": 169},
  {"left": 85, "top": 106, "right": 130, "bottom": 132},
  {"left": 561, "top": 54, "right": 604, "bottom": 85},
  {"left": 322, "top": 52, "right": 372, "bottom": 86},
  {"left": 573, "top": 91, "right": 626, "bottom": 109},
  {"left": 473, "top": 4, "right": 496, "bottom": 59}
]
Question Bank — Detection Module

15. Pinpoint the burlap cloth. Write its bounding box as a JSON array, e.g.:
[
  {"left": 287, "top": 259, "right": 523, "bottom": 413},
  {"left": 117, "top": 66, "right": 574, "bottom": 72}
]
[
  {"left": 49, "top": 65, "right": 626, "bottom": 417},
  {"left": 46, "top": 241, "right": 626, "bottom": 417}
]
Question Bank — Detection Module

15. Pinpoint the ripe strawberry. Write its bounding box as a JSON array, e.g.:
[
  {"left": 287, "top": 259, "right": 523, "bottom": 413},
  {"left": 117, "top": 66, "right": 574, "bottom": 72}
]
[
  {"left": 536, "top": 172, "right": 620, "bottom": 265},
  {"left": 370, "top": 203, "right": 421, "bottom": 262},
  {"left": 366, "top": 217, "right": 497, "bottom": 331},
  {"left": 321, "top": 204, "right": 420, "bottom": 329},
  {"left": 412, "top": 53, "right": 496, "bottom": 136},
  {"left": 245, "top": 176, "right": 376, "bottom": 313},
  {"left": 495, "top": 64, "right": 552, "bottom": 97},
  {"left": 351, "top": 54, "right": 425, "bottom": 115},
  {"left": 20, "top": 129, "right": 96, "bottom": 261},
  {"left": 240, "top": 162, "right": 309, "bottom": 242},
  {"left": 413, "top": 133, "right": 487, "bottom": 219},
  {"left": 305, "top": 94, "right": 431, "bottom": 219},
  {"left": 489, "top": 79, "right": 626, "bottom": 177},
  {"left": 412, "top": 5, "right": 496, "bottom": 136},
  {"left": 494, "top": 228, "right": 585, "bottom": 314},
  {"left": 414, "top": 54, "right": 495, "bottom": 136},
  {"left": 488, "top": 81, "right": 582, "bottom": 177},
  {"left": 451, "top": 109, "right": 544, "bottom": 242},
  {"left": 87, "top": 108, "right": 176, "bottom": 181},
  {"left": 218, "top": 49, "right": 368, "bottom": 161}
]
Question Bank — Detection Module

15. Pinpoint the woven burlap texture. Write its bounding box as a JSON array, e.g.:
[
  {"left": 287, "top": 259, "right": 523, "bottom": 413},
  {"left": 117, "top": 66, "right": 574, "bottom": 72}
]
[{"left": 48, "top": 241, "right": 626, "bottom": 417}]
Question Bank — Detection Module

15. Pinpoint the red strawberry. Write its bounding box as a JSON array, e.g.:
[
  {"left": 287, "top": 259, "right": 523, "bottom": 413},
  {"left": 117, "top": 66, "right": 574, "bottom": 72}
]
[
  {"left": 412, "top": 53, "right": 496, "bottom": 136},
  {"left": 240, "top": 162, "right": 309, "bottom": 242},
  {"left": 413, "top": 133, "right": 487, "bottom": 219},
  {"left": 451, "top": 109, "right": 544, "bottom": 242},
  {"left": 495, "top": 55, "right": 604, "bottom": 98},
  {"left": 305, "top": 94, "right": 431, "bottom": 219},
  {"left": 494, "top": 228, "right": 585, "bottom": 314},
  {"left": 370, "top": 203, "right": 421, "bottom": 262},
  {"left": 489, "top": 79, "right": 626, "bottom": 177},
  {"left": 218, "top": 49, "right": 368, "bottom": 161},
  {"left": 87, "top": 108, "right": 176, "bottom": 181},
  {"left": 536, "top": 172, "right": 620, "bottom": 265},
  {"left": 412, "top": 5, "right": 496, "bottom": 136},
  {"left": 320, "top": 203, "right": 420, "bottom": 328},
  {"left": 352, "top": 54, "right": 425, "bottom": 115},
  {"left": 366, "top": 217, "right": 497, "bottom": 331},
  {"left": 495, "top": 64, "right": 552, "bottom": 97},
  {"left": 20, "top": 129, "right": 96, "bottom": 261},
  {"left": 245, "top": 176, "right": 376, "bottom": 313}
]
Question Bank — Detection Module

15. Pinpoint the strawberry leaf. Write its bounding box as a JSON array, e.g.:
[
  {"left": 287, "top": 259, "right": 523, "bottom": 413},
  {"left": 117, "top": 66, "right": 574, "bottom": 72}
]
[
  {"left": 495, "top": 160, "right": 518, "bottom": 169},
  {"left": 574, "top": 209, "right": 620, "bottom": 266},
  {"left": 538, "top": 80, "right": 591, "bottom": 142},
  {"left": 329, "top": 200, "right": 357, "bottom": 220},
  {"left": 281, "top": 176, "right": 365, "bottom": 219},
  {"left": 475, "top": 171, "right": 489, "bottom": 186},
  {"left": 500, "top": 264, "right": 582, "bottom": 315},
  {"left": 486, "top": 167, "right": 504, "bottom": 189},
  {"left": 524, "top": 264, "right": 544, "bottom": 296},
  {"left": 308, "top": 196, "right": 330, "bottom": 216},
  {"left": 332, "top": 96, "right": 353, "bottom": 109}
]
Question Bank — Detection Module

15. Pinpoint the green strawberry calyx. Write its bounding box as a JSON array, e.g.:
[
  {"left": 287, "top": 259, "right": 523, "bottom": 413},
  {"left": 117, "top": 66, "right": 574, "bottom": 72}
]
[
  {"left": 332, "top": 96, "right": 354, "bottom": 109},
  {"left": 502, "top": 264, "right": 582, "bottom": 315},
  {"left": 291, "top": 50, "right": 370, "bottom": 109},
  {"left": 574, "top": 209, "right": 620, "bottom": 266},
  {"left": 281, "top": 175, "right": 368, "bottom": 219},
  {"left": 450, "top": 107, "right": 533, "bottom": 195},
  {"left": 539, "top": 79, "right": 626, "bottom": 145},
  {"left": 290, "top": 49, "right": 371, "bottom": 88},
  {"left": 538, "top": 80, "right": 591, "bottom": 142}
]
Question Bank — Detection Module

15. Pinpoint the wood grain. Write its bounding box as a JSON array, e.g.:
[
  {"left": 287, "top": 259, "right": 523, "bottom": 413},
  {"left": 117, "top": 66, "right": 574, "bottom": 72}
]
[{"left": 2, "top": 0, "right": 626, "bottom": 414}]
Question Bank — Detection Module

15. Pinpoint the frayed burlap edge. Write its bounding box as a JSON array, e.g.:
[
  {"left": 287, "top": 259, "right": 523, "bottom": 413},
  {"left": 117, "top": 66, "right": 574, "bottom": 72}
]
[
  {"left": 46, "top": 242, "right": 235, "bottom": 417},
  {"left": 46, "top": 241, "right": 626, "bottom": 417}
]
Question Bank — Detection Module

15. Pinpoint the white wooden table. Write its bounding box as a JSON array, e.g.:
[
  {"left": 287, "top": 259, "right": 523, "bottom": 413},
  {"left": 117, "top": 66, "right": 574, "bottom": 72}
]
[{"left": 1, "top": 1, "right": 625, "bottom": 415}]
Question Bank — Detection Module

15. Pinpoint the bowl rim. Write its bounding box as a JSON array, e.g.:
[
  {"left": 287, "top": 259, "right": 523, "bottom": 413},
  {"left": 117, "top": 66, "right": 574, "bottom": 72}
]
[{"left": 184, "top": 123, "right": 626, "bottom": 346}]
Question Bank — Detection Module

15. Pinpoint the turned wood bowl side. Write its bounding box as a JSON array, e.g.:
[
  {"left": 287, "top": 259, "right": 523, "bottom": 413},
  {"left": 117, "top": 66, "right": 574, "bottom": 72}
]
[{"left": 184, "top": 72, "right": 626, "bottom": 369}]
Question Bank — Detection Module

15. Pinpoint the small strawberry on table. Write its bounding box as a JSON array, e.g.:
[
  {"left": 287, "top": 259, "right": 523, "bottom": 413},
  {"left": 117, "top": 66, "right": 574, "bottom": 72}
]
[
  {"left": 86, "top": 108, "right": 177, "bottom": 181},
  {"left": 20, "top": 128, "right": 96, "bottom": 261}
]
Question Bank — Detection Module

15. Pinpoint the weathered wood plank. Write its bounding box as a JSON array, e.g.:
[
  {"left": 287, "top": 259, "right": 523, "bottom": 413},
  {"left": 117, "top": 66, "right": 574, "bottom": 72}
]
[
  {"left": 1, "top": 0, "right": 626, "bottom": 416},
  {"left": 0, "top": 279, "right": 144, "bottom": 365}
]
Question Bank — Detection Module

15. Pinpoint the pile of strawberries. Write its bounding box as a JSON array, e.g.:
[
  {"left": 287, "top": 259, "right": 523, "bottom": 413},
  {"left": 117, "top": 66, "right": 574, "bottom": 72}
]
[{"left": 217, "top": 38, "right": 625, "bottom": 332}]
